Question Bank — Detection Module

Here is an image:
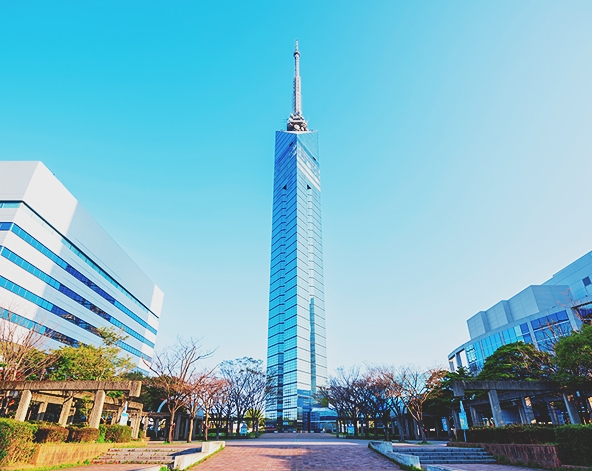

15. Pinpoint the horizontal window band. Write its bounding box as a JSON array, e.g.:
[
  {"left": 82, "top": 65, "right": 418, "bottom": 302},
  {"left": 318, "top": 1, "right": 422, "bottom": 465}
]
[
  {"left": 0, "top": 203, "right": 156, "bottom": 318},
  {"left": 0, "top": 274, "right": 151, "bottom": 362},
  {"left": 0, "top": 220, "right": 157, "bottom": 333},
  {"left": 0, "top": 305, "right": 81, "bottom": 347},
  {"left": 0, "top": 246, "right": 154, "bottom": 348}
]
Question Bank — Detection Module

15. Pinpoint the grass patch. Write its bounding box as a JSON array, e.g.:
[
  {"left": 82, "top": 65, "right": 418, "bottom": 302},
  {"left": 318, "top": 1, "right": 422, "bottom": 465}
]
[
  {"left": 1, "top": 460, "right": 92, "bottom": 471},
  {"left": 183, "top": 445, "right": 224, "bottom": 470}
]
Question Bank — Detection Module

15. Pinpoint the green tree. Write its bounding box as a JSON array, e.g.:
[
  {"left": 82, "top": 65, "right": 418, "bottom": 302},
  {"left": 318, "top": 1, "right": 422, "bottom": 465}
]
[
  {"left": 554, "top": 324, "right": 592, "bottom": 388},
  {"left": 47, "top": 327, "right": 134, "bottom": 381},
  {"left": 477, "top": 342, "right": 553, "bottom": 381}
]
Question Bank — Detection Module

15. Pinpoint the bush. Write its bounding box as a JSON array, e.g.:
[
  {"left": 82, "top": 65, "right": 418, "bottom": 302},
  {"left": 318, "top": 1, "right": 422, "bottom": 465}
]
[
  {"left": 99, "top": 424, "right": 106, "bottom": 442},
  {"left": 104, "top": 424, "right": 132, "bottom": 443},
  {"left": 34, "top": 423, "right": 69, "bottom": 443},
  {"left": 555, "top": 424, "right": 592, "bottom": 466},
  {"left": 67, "top": 426, "right": 100, "bottom": 443},
  {"left": 466, "top": 424, "right": 556, "bottom": 444},
  {"left": 0, "top": 418, "right": 37, "bottom": 465}
]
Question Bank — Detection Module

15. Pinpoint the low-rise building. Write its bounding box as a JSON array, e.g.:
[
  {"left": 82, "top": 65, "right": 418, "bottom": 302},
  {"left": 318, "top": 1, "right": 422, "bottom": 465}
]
[{"left": 449, "top": 251, "right": 592, "bottom": 373}]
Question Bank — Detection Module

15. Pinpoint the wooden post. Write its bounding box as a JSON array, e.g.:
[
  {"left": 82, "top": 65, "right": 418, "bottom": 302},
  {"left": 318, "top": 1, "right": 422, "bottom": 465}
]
[
  {"left": 58, "top": 396, "right": 74, "bottom": 426},
  {"left": 131, "top": 413, "right": 141, "bottom": 439},
  {"left": 563, "top": 393, "right": 582, "bottom": 425},
  {"left": 15, "top": 389, "right": 32, "bottom": 422},
  {"left": 37, "top": 401, "right": 48, "bottom": 421},
  {"left": 88, "top": 390, "right": 106, "bottom": 429},
  {"left": 521, "top": 397, "right": 536, "bottom": 424},
  {"left": 488, "top": 389, "right": 505, "bottom": 427}
]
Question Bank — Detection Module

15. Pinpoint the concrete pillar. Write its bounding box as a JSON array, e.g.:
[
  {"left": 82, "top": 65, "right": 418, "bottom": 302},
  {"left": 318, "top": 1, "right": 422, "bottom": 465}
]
[
  {"left": 88, "top": 390, "right": 106, "bottom": 429},
  {"left": 547, "top": 403, "right": 560, "bottom": 425},
  {"left": 563, "top": 393, "right": 582, "bottom": 425},
  {"left": 521, "top": 397, "right": 536, "bottom": 424},
  {"left": 37, "top": 402, "right": 48, "bottom": 421},
  {"left": 58, "top": 397, "right": 74, "bottom": 426},
  {"left": 469, "top": 406, "right": 481, "bottom": 427},
  {"left": 15, "top": 389, "right": 32, "bottom": 422},
  {"left": 488, "top": 389, "right": 505, "bottom": 427},
  {"left": 131, "top": 414, "right": 141, "bottom": 439}
]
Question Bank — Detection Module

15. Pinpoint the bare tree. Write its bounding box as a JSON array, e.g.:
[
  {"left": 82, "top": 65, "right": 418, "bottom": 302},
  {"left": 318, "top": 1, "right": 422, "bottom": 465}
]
[
  {"left": 148, "top": 337, "right": 212, "bottom": 443},
  {"left": 220, "top": 357, "right": 267, "bottom": 437},
  {"left": 362, "top": 369, "right": 391, "bottom": 440},
  {"left": 325, "top": 367, "right": 364, "bottom": 436},
  {"left": 0, "top": 307, "right": 58, "bottom": 416},
  {"left": 198, "top": 375, "right": 228, "bottom": 441},
  {"left": 184, "top": 370, "right": 214, "bottom": 442},
  {"left": 209, "top": 378, "right": 231, "bottom": 439},
  {"left": 0, "top": 310, "right": 54, "bottom": 382},
  {"left": 397, "top": 365, "right": 447, "bottom": 442}
]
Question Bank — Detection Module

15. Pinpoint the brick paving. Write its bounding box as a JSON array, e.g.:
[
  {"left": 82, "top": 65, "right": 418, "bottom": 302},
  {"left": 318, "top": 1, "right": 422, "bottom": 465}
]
[
  {"left": 196, "top": 435, "right": 399, "bottom": 471},
  {"left": 54, "top": 436, "right": 547, "bottom": 471}
]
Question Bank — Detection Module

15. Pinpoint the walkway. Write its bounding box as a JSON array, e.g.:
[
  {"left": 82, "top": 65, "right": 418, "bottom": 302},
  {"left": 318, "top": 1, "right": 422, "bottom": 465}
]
[
  {"left": 197, "top": 433, "right": 398, "bottom": 471},
  {"left": 60, "top": 436, "right": 548, "bottom": 471}
]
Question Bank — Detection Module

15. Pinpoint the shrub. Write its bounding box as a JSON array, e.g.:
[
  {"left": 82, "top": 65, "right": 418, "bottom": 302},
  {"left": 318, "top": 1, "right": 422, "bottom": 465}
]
[
  {"left": 99, "top": 424, "right": 106, "bottom": 442},
  {"left": 0, "top": 418, "right": 37, "bottom": 465},
  {"left": 466, "top": 424, "right": 556, "bottom": 444},
  {"left": 104, "top": 424, "right": 132, "bottom": 443},
  {"left": 34, "top": 423, "right": 69, "bottom": 443},
  {"left": 555, "top": 424, "right": 592, "bottom": 466},
  {"left": 67, "top": 426, "right": 100, "bottom": 443}
]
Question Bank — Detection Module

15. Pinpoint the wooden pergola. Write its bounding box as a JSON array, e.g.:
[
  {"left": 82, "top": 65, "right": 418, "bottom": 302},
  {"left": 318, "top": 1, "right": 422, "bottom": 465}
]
[{"left": 0, "top": 380, "right": 144, "bottom": 437}]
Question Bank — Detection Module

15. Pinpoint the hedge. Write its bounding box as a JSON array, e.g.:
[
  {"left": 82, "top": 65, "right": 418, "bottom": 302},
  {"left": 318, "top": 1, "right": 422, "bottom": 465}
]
[
  {"left": 466, "top": 425, "right": 556, "bottom": 444},
  {"left": 35, "top": 423, "right": 69, "bottom": 443},
  {"left": 465, "top": 424, "right": 592, "bottom": 466},
  {"left": 555, "top": 424, "right": 592, "bottom": 466},
  {"left": 0, "top": 418, "right": 37, "bottom": 465},
  {"left": 104, "top": 424, "right": 132, "bottom": 443},
  {"left": 67, "top": 426, "right": 100, "bottom": 442}
]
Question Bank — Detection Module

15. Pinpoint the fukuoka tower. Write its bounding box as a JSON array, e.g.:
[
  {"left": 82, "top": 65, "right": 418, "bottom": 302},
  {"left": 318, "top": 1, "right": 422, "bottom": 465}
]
[{"left": 266, "top": 41, "right": 327, "bottom": 432}]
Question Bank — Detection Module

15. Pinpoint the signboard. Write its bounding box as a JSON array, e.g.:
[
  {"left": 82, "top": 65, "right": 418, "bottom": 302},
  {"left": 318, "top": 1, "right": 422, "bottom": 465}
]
[
  {"left": 459, "top": 401, "right": 469, "bottom": 430},
  {"left": 119, "top": 402, "right": 129, "bottom": 426},
  {"left": 441, "top": 417, "right": 448, "bottom": 432},
  {"left": 119, "top": 412, "right": 129, "bottom": 425},
  {"left": 347, "top": 424, "right": 354, "bottom": 436}
]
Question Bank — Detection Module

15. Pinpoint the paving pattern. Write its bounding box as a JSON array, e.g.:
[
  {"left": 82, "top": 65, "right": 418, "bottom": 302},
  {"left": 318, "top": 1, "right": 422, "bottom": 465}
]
[
  {"left": 197, "top": 435, "right": 399, "bottom": 471},
  {"left": 59, "top": 437, "right": 547, "bottom": 471}
]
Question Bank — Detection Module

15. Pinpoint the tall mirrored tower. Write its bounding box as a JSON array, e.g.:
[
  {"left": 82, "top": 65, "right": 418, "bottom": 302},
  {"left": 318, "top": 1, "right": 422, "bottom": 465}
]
[{"left": 266, "top": 41, "right": 327, "bottom": 432}]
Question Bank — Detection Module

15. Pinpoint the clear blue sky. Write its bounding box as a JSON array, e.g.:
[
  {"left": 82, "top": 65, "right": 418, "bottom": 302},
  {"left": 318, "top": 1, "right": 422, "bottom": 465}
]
[{"left": 1, "top": 2, "right": 592, "bottom": 372}]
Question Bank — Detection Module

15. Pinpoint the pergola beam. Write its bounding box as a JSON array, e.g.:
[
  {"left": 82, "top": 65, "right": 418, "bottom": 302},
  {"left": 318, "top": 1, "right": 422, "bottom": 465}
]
[{"left": 0, "top": 380, "right": 141, "bottom": 396}]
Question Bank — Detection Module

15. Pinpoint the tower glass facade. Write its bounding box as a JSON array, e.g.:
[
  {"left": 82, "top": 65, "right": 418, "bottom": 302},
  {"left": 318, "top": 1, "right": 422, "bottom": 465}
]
[{"left": 266, "top": 43, "right": 327, "bottom": 431}]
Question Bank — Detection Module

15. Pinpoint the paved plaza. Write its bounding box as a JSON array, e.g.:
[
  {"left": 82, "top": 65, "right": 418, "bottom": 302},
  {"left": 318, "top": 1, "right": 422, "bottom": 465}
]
[
  {"left": 197, "top": 434, "right": 397, "bottom": 471},
  {"left": 62, "top": 435, "right": 548, "bottom": 471}
]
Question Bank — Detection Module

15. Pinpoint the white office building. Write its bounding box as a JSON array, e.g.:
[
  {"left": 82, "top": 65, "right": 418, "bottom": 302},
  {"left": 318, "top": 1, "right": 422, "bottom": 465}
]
[
  {"left": 0, "top": 161, "right": 162, "bottom": 373},
  {"left": 449, "top": 250, "right": 592, "bottom": 374}
]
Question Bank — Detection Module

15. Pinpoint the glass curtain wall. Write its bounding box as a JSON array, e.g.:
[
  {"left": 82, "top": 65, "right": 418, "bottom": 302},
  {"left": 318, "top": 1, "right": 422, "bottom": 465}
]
[{"left": 267, "top": 130, "right": 327, "bottom": 431}]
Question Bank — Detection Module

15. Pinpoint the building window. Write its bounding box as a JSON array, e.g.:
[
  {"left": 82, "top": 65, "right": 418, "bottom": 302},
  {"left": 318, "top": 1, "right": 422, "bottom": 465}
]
[{"left": 583, "top": 276, "right": 591, "bottom": 287}]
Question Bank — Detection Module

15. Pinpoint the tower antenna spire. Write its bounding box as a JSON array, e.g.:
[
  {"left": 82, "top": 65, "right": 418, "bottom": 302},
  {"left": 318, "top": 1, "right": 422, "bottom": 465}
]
[{"left": 287, "top": 40, "right": 308, "bottom": 131}]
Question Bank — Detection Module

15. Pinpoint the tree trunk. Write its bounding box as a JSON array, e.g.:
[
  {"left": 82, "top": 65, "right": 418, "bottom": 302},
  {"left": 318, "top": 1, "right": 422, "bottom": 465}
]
[
  {"left": 187, "top": 416, "right": 194, "bottom": 443},
  {"left": 416, "top": 419, "right": 427, "bottom": 442},
  {"left": 168, "top": 413, "right": 175, "bottom": 443},
  {"left": 204, "top": 410, "right": 209, "bottom": 441},
  {"left": 396, "top": 419, "right": 405, "bottom": 442},
  {"left": 236, "top": 414, "right": 243, "bottom": 436}
]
